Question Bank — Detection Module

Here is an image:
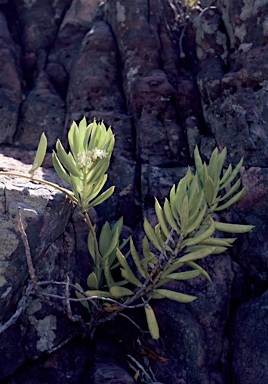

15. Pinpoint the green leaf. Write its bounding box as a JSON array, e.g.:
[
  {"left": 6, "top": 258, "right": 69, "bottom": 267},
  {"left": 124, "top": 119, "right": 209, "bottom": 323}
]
[
  {"left": 188, "top": 177, "right": 199, "bottom": 212},
  {"left": 185, "top": 202, "right": 207, "bottom": 234},
  {"left": 56, "top": 140, "right": 81, "bottom": 177},
  {"left": 186, "top": 166, "right": 194, "bottom": 187},
  {"left": 155, "top": 198, "right": 171, "bottom": 238},
  {"left": 166, "top": 270, "right": 201, "bottom": 280},
  {"left": 87, "top": 174, "right": 108, "bottom": 203},
  {"left": 169, "top": 184, "right": 180, "bottom": 224},
  {"left": 87, "top": 271, "right": 98, "bottom": 289},
  {"left": 215, "top": 147, "right": 227, "bottom": 181},
  {"left": 52, "top": 151, "right": 71, "bottom": 186},
  {"left": 186, "top": 245, "right": 227, "bottom": 255},
  {"left": 28, "top": 132, "right": 47, "bottom": 175},
  {"left": 103, "top": 254, "right": 116, "bottom": 288},
  {"left": 154, "top": 224, "right": 174, "bottom": 254},
  {"left": 110, "top": 286, "right": 134, "bottom": 298},
  {"left": 78, "top": 116, "right": 87, "bottom": 151},
  {"left": 194, "top": 146, "right": 204, "bottom": 183},
  {"left": 120, "top": 268, "right": 142, "bottom": 287},
  {"left": 219, "top": 163, "right": 232, "bottom": 187},
  {"left": 163, "top": 198, "right": 180, "bottom": 234},
  {"left": 103, "top": 228, "right": 120, "bottom": 260},
  {"left": 68, "top": 121, "right": 80, "bottom": 156},
  {"left": 220, "top": 157, "right": 243, "bottom": 189},
  {"left": 161, "top": 260, "right": 184, "bottom": 278},
  {"left": 186, "top": 261, "right": 211, "bottom": 283},
  {"left": 116, "top": 249, "right": 142, "bottom": 287},
  {"left": 83, "top": 122, "right": 94, "bottom": 149},
  {"left": 145, "top": 305, "right": 160, "bottom": 340},
  {"left": 180, "top": 195, "right": 189, "bottom": 232},
  {"left": 144, "top": 218, "right": 162, "bottom": 252},
  {"left": 142, "top": 236, "right": 150, "bottom": 260},
  {"left": 207, "top": 147, "right": 218, "bottom": 183},
  {"left": 154, "top": 276, "right": 173, "bottom": 288},
  {"left": 204, "top": 176, "right": 215, "bottom": 206},
  {"left": 214, "top": 187, "right": 246, "bottom": 211},
  {"left": 199, "top": 237, "right": 232, "bottom": 247},
  {"left": 178, "top": 247, "right": 215, "bottom": 263},
  {"left": 183, "top": 217, "right": 215, "bottom": 247},
  {"left": 176, "top": 177, "right": 187, "bottom": 215},
  {"left": 155, "top": 289, "right": 197, "bottom": 303},
  {"left": 215, "top": 222, "right": 254, "bottom": 233},
  {"left": 89, "top": 186, "right": 115, "bottom": 208},
  {"left": 99, "top": 222, "right": 112, "bottom": 257},
  {"left": 130, "top": 238, "right": 146, "bottom": 278},
  {"left": 87, "top": 230, "right": 96, "bottom": 263},
  {"left": 218, "top": 179, "right": 241, "bottom": 202},
  {"left": 111, "top": 217, "right": 123, "bottom": 238}
]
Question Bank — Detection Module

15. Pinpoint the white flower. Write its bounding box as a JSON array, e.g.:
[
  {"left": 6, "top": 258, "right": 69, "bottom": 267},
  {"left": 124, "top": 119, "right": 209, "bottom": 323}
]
[
  {"left": 77, "top": 151, "right": 92, "bottom": 166},
  {"left": 92, "top": 148, "right": 108, "bottom": 162}
]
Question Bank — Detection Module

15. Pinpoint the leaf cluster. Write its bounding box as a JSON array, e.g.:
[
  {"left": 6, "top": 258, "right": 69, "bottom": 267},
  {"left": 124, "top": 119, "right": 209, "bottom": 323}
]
[
  {"left": 0, "top": 117, "right": 254, "bottom": 341},
  {"left": 52, "top": 118, "right": 115, "bottom": 213}
]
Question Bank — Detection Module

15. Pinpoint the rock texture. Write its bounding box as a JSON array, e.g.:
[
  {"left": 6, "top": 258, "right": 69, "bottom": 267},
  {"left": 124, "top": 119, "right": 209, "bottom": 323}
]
[{"left": 0, "top": 0, "right": 267, "bottom": 383}]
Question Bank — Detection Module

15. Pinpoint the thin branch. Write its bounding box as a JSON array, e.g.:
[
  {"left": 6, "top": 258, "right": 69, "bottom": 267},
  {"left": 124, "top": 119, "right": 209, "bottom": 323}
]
[
  {"left": 17, "top": 208, "right": 39, "bottom": 296},
  {"left": 40, "top": 291, "right": 152, "bottom": 309},
  {"left": 0, "top": 282, "right": 33, "bottom": 335},
  {"left": 118, "top": 313, "right": 149, "bottom": 334},
  {"left": 65, "top": 276, "right": 73, "bottom": 321},
  {"left": 0, "top": 171, "right": 77, "bottom": 204},
  {"left": 127, "top": 355, "right": 154, "bottom": 382},
  {"left": 46, "top": 333, "right": 75, "bottom": 355}
]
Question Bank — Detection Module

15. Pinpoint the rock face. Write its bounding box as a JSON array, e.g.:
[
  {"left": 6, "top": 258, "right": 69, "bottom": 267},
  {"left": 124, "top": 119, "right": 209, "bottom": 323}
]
[{"left": 0, "top": 0, "right": 267, "bottom": 383}]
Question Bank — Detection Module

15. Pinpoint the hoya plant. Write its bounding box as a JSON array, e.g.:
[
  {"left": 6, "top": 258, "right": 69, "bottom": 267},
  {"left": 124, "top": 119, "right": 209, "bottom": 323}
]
[{"left": 0, "top": 117, "right": 253, "bottom": 340}]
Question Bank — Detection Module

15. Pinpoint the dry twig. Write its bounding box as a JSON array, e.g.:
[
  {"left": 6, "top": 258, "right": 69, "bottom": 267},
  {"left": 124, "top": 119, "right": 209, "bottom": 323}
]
[{"left": 0, "top": 282, "right": 32, "bottom": 335}]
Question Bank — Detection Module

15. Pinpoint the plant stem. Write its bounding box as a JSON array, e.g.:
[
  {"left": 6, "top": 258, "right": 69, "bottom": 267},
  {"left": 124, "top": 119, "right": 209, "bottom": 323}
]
[
  {"left": 84, "top": 211, "right": 101, "bottom": 288},
  {"left": 0, "top": 171, "right": 77, "bottom": 203}
]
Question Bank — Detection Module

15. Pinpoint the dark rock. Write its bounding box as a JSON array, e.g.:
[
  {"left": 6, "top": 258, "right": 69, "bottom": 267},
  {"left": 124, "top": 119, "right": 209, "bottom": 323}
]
[
  {"left": 232, "top": 291, "right": 268, "bottom": 384},
  {"left": 65, "top": 20, "right": 126, "bottom": 125},
  {"left": 15, "top": 71, "right": 65, "bottom": 149},
  {"left": 48, "top": 0, "right": 101, "bottom": 73},
  {"left": 89, "top": 339, "right": 134, "bottom": 384},
  {"left": 11, "top": 0, "right": 70, "bottom": 53},
  {"left": 0, "top": 11, "right": 21, "bottom": 144}
]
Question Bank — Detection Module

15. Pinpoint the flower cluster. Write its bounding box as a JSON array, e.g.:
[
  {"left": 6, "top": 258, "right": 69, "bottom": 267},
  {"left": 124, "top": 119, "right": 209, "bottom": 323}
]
[{"left": 77, "top": 148, "right": 108, "bottom": 168}]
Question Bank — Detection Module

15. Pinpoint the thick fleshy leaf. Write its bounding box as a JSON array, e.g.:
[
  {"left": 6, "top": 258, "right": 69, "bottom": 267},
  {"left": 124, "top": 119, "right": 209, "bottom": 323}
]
[
  {"left": 145, "top": 305, "right": 160, "bottom": 340},
  {"left": 110, "top": 286, "right": 134, "bottom": 298},
  {"left": 204, "top": 176, "right": 215, "bottom": 206},
  {"left": 155, "top": 289, "right": 197, "bottom": 303},
  {"left": 155, "top": 198, "right": 170, "bottom": 238},
  {"left": 99, "top": 222, "right": 112, "bottom": 257},
  {"left": 56, "top": 140, "right": 81, "bottom": 177},
  {"left": 215, "top": 222, "right": 254, "bottom": 233},
  {"left": 28, "top": 132, "right": 47, "bottom": 175},
  {"left": 52, "top": 151, "right": 71, "bottom": 186},
  {"left": 89, "top": 186, "right": 115, "bottom": 208},
  {"left": 165, "top": 270, "right": 201, "bottom": 280},
  {"left": 143, "top": 218, "right": 162, "bottom": 252},
  {"left": 87, "top": 272, "right": 98, "bottom": 289},
  {"left": 178, "top": 247, "right": 215, "bottom": 263}
]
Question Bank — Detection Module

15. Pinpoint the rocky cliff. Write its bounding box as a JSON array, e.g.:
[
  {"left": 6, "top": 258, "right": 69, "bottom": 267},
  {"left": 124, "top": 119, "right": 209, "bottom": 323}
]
[{"left": 0, "top": 0, "right": 267, "bottom": 383}]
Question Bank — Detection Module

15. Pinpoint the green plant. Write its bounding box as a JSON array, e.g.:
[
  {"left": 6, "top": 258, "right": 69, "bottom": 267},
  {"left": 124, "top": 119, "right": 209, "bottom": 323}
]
[{"left": 0, "top": 117, "right": 253, "bottom": 341}]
